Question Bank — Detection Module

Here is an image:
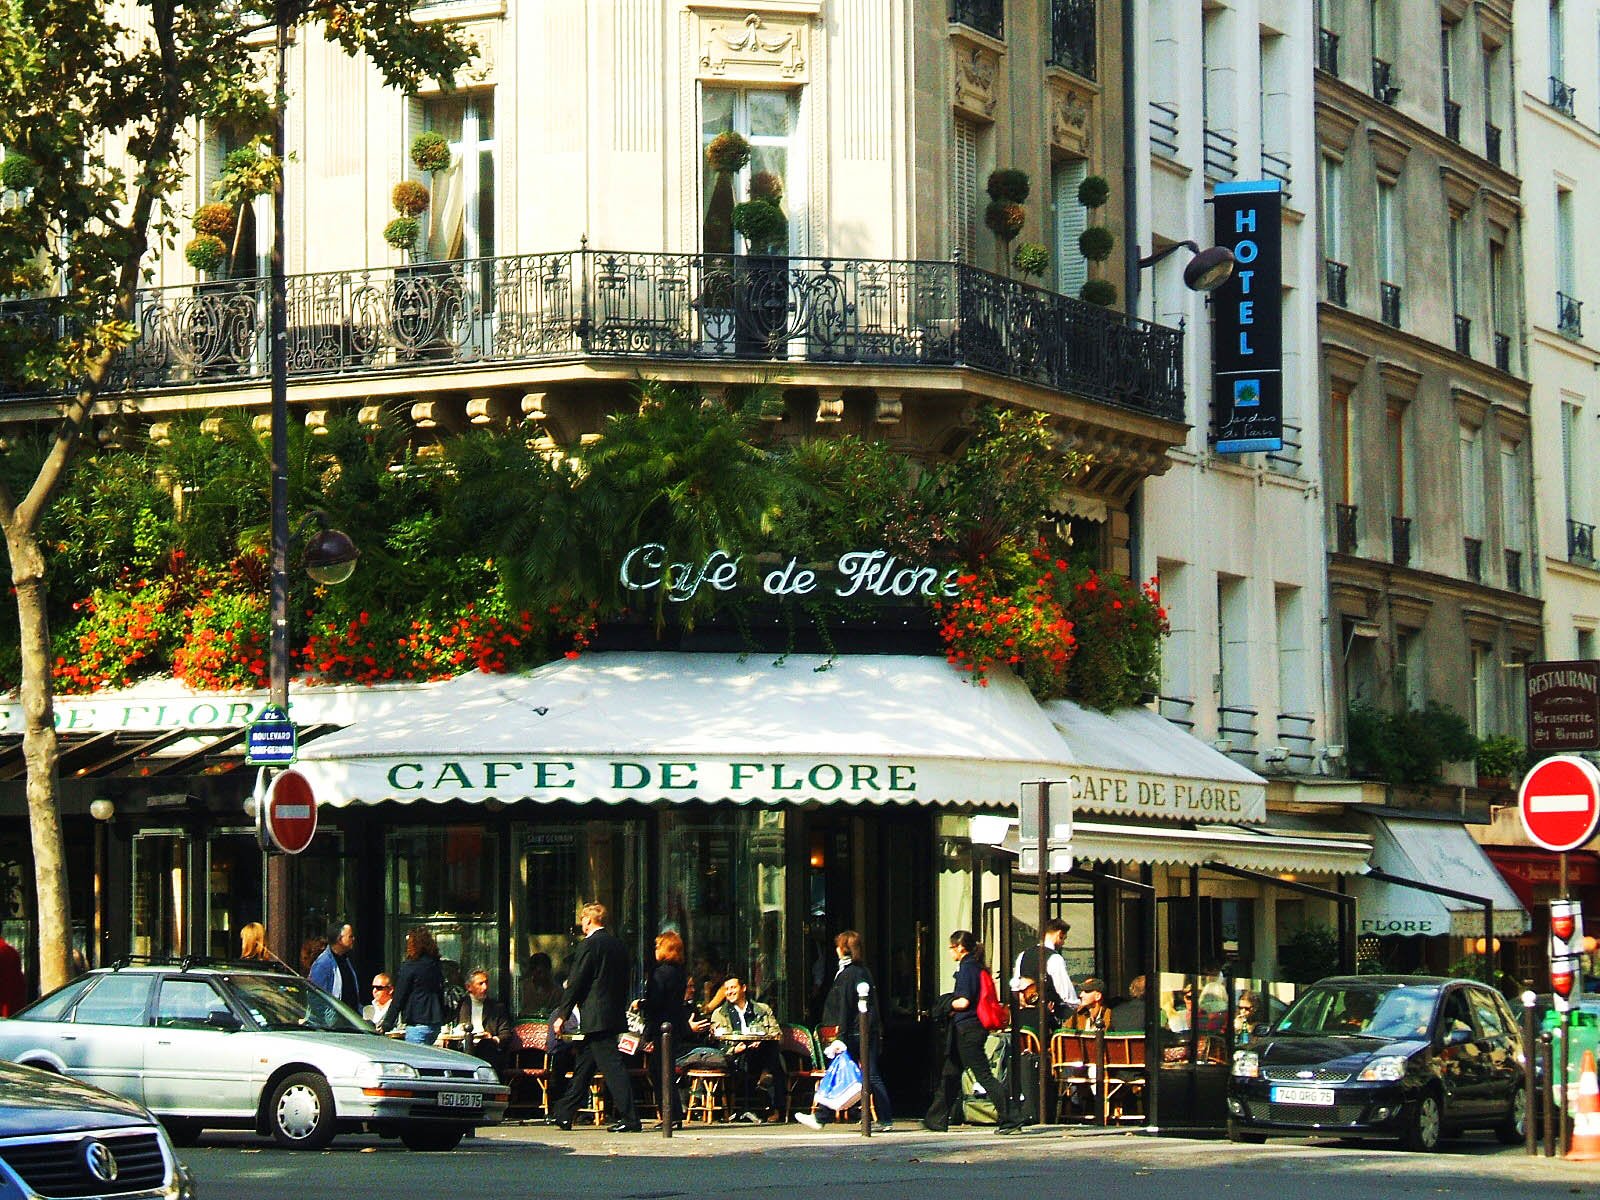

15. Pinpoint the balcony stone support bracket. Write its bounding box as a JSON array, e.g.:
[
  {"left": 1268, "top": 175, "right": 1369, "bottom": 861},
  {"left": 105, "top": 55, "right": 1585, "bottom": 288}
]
[
  {"left": 873, "top": 389, "right": 904, "bottom": 425},
  {"left": 466, "top": 394, "right": 515, "bottom": 428},
  {"left": 1046, "top": 71, "right": 1096, "bottom": 160},
  {"left": 814, "top": 387, "right": 845, "bottom": 423},
  {"left": 304, "top": 408, "right": 333, "bottom": 436},
  {"left": 410, "top": 399, "right": 464, "bottom": 433},
  {"left": 951, "top": 29, "right": 1003, "bottom": 123},
  {"left": 520, "top": 390, "right": 549, "bottom": 423}
]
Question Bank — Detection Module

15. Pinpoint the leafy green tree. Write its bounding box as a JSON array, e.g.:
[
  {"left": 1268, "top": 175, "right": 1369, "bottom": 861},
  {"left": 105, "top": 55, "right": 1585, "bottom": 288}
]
[{"left": 0, "top": 0, "right": 468, "bottom": 990}]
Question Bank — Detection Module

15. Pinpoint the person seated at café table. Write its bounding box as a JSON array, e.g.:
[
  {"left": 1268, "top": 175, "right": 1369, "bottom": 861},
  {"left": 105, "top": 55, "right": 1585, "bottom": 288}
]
[
  {"left": 710, "top": 974, "right": 784, "bottom": 1122},
  {"left": 1065, "top": 977, "right": 1110, "bottom": 1032},
  {"left": 364, "top": 973, "right": 396, "bottom": 1031},
  {"left": 1234, "top": 991, "right": 1261, "bottom": 1043},
  {"left": 520, "top": 952, "right": 563, "bottom": 1016},
  {"left": 457, "top": 968, "right": 516, "bottom": 1079}
]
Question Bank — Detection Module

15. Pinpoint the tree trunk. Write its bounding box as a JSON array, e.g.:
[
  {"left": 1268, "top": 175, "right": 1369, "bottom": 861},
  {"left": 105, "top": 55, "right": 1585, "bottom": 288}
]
[{"left": 4, "top": 524, "right": 70, "bottom": 993}]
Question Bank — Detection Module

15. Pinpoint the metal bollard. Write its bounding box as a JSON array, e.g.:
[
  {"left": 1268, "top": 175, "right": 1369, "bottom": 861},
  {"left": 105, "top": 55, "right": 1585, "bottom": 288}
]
[
  {"left": 1561, "top": 1010, "right": 1573, "bottom": 1156},
  {"left": 1522, "top": 992, "right": 1537, "bottom": 1156},
  {"left": 1542, "top": 1034, "right": 1557, "bottom": 1158},
  {"left": 1095, "top": 1026, "right": 1107, "bottom": 1126},
  {"left": 858, "top": 981, "right": 872, "bottom": 1138},
  {"left": 660, "top": 1023, "right": 673, "bottom": 1139}
]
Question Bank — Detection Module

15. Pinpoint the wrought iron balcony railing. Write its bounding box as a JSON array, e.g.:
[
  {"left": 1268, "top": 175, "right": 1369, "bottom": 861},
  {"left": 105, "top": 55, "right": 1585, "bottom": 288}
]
[
  {"left": 950, "top": 0, "right": 1003, "bottom": 39},
  {"left": 1505, "top": 548, "right": 1523, "bottom": 593},
  {"left": 1262, "top": 151, "right": 1292, "bottom": 201},
  {"left": 1335, "top": 503, "right": 1359, "bottom": 555},
  {"left": 1266, "top": 421, "right": 1302, "bottom": 476},
  {"left": 1444, "top": 99, "right": 1461, "bottom": 142},
  {"left": 1494, "top": 331, "right": 1511, "bottom": 372},
  {"left": 1453, "top": 313, "right": 1471, "bottom": 356},
  {"left": 1485, "top": 123, "right": 1502, "bottom": 167},
  {"left": 1391, "top": 516, "right": 1412, "bottom": 567},
  {"left": 1559, "top": 290, "right": 1583, "bottom": 337},
  {"left": 1570, "top": 518, "right": 1595, "bottom": 564},
  {"left": 1380, "top": 281, "right": 1402, "bottom": 327},
  {"left": 1149, "top": 102, "right": 1180, "bottom": 157},
  {"left": 2, "top": 250, "right": 1187, "bottom": 421},
  {"left": 1372, "top": 58, "right": 1400, "bottom": 104},
  {"left": 1048, "top": 0, "right": 1095, "bottom": 80},
  {"left": 1317, "top": 28, "right": 1340, "bottom": 74},
  {"left": 1203, "top": 127, "right": 1238, "bottom": 180},
  {"left": 1551, "top": 76, "right": 1577, "bottom": 117},
  {"left": 1325, "top": 259, "right": 1348, "bottom": 306},
  {"left": 1464, "top": 536, "right": 1483, "bottom": 582}
]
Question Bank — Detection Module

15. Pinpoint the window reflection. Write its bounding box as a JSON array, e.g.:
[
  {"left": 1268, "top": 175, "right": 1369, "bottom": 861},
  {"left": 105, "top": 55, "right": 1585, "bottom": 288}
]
[{"left": 386, "top": 825, "right": 501, "bottom": 995}]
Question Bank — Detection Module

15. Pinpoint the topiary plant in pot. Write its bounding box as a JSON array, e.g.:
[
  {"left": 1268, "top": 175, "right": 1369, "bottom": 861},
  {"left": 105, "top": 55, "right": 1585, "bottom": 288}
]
[{"left": 409, "top": 131, "right": 453, "bottom": 175}]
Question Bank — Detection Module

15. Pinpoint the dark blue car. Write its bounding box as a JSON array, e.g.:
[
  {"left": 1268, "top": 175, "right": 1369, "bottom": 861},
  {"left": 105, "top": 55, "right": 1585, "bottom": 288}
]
[{"left": 1226, "top": 975, "right": 1525, "bottom": 1151}]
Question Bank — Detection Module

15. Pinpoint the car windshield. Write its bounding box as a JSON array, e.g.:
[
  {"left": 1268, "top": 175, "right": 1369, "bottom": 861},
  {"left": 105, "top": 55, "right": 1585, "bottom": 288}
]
[
  {"left": 1275, "top": 984, "right": 1441, "bottom": 1038},
  {"left": 222, "top": 972, "right": 372, "bottom": 1034}
]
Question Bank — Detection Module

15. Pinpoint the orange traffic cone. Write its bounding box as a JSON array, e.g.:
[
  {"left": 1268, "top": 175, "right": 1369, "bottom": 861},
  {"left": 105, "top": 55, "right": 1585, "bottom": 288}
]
[{"left": 1567, "top": 1049, "right": 1600, "bottom": 1161}]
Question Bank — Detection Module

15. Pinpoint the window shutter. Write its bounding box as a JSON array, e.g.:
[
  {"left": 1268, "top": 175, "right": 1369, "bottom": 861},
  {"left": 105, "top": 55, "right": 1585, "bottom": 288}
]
[
  {"left": 1054, "top": 160, "right": 1088, "bottom": 296},
  {"left": 952, "top": 118, "right": 977, "bottom": 261},
  {"left": 1562, "top": 402, "right": 1577, "bottom": 520},
  {"left": 200, "top": 124, "right": 225, "bottom": 208}
]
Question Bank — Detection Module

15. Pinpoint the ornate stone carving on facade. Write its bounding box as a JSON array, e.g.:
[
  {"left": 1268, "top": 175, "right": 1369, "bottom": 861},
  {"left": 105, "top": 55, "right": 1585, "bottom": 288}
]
[
  {"left": 1047, "top": 75, "right": 1094, "bottom": 158},
  {"left": 419, "top": 19, "right": 497, "bottom": 92},
  {"left": 952, "top": 42, "right": 1000, "bottom": 122},
  {"left": 698, "top": 12, "right": 808, "bottom": 83}
]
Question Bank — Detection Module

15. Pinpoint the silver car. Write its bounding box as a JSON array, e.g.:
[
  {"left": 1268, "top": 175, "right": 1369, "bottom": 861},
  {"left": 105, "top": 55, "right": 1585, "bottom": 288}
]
[
  {"left": 0, "top": 1056, "right": 194, "bottom": 1199},
  {"left": 0, "top": 964, "right": 508, "bottom": 1152}
]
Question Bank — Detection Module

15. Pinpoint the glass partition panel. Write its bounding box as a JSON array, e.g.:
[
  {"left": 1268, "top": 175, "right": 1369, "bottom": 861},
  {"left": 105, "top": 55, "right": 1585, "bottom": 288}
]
[
  {"left": 386, "top": 825, "right": 501, "bottom": 996},
  {"left": 131, "top": 831, "right": 190, "bottom": 958},
  {"left": 206, "top": 829, "right": 263, "bottom": 960}
]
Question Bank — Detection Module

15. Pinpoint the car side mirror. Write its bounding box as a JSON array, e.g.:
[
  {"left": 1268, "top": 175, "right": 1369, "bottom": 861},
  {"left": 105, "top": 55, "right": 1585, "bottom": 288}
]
[
  {"left": 207, "top": 1011, "right": 243, "bottom": 1032},
  {"left": 1444, "top": 1026, "right": 1472, "bottom": 1047},
  {"left": 1253, "top": 1023, "right": 1271, "bottom": 1038}
]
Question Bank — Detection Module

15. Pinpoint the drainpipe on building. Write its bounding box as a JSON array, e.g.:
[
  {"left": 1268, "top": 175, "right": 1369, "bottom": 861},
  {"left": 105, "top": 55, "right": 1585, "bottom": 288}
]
[{"left": 1121, "top": 0, "right": 1140, "bottom": 319}]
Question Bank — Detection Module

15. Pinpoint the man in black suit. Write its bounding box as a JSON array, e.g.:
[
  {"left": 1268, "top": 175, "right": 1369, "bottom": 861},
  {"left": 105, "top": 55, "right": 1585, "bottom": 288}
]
[
  {"left": 549, "top": 902, "right": 640, "bottom": 1132},
  {"left": 457, "top": 968, "right": 516, "bottom": 1080}
]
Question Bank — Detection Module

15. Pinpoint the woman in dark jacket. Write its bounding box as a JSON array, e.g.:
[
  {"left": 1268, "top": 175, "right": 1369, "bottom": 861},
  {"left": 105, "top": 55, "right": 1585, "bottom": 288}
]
[
  {"left": 383, "top": 926, "right": 448, "bottom": 1045},
  {"left": 923, "top": 929, "right": 1020, "bottom": 1132},
  {"left": 643, "top": 930, "right": 691, "bottom": 1125},
  {"left": 809, "top": 929, "right": 892, "bottom": 1130}
]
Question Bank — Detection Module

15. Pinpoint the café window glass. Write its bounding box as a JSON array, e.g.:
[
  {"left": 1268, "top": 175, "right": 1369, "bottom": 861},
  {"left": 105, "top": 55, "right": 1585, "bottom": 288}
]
[
  {"left": 660, "top": 809, "right": 787, "bottom": 1016},
  {"left": 386, "top": 826, "right": 501, "bottom": 996},
  {"left": 132, "top": 830, "right": 191, "bottom": 958}
]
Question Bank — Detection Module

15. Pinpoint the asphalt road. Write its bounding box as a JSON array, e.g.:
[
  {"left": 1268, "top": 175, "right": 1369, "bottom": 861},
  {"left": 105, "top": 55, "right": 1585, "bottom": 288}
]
[{"left": 179, "top": 1125, "right": 1599, "bottom": 1200}]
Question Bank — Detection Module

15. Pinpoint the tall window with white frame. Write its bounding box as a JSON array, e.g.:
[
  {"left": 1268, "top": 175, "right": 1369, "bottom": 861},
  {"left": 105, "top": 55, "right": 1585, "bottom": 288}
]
[
  {"left": 1320, "top": 155, "right": 1345, "bottom": 303},
  {"left": 1500, "top": 438, "right": 1528, "bottom": 591},
  {"left": 1550, "top": 0, "right": 1567, "bottom": 94},
  {"left": 702, "top": 88, "right": 798, "bottom": 257},
  {"left": 1447, "top": 211, "right": 1461, "bottom": 323},
  {"left": 1471, "top": 643, "right": 1493, "bottom": 734},
  {"left": 1489, "top": 237, "right": 1509, "bottom": 367},
  {"left": 1386, "top": 401, "right": 1413, "bottom": 565},
  {"left": 1395, "top": 628, "right": 1423, "bottom": 709},
  {"left": 1376, "top": 179, "right": 1400, "bottom": 325},
  {"left": 1440, "top": 21, "right": 1455, "bottom": 124},
  {"left": 1216, "top": 575, "right": 1251, "bottom": 752},
  {"left": 1557, "top": 186, "right": 1579, "bottom": 334},
  {"left": 417, "top": 92, "right": 495, "bottom": 265},
  {"left": 1460, "top": 421, "right": 1486, "bottom": 579},
  {"left": 1562, "top": 399, "right": 1584, "bottom": 558}
]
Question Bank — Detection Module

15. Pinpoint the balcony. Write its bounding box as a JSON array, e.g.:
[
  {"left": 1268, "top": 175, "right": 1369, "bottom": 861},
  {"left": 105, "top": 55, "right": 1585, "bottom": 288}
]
[
  {"left": 1372, "top": 58, "right": 1400, "bottom": 104},
  {"left": 1485, "top": 123, "right": 1502, "bottom": 167},
  {"left": 1203, "top": 127, "right": 1238, "bottom": 181},
  {"left": 1335, "top": 503, "right": 1359, "bottom": 555},
  {"left": 1444, "top": 99, "right": 1461, "bottom": 142},
  {"left": 949, "top": 0, "right": 1003, "bottom": 40},
  {"left": 1494, "top": 331, "right": 1511, "bottom": 372},
  {"left": 1048, "top": 0, "right": 1095, "bottom": 80},
  {"left": 1505, "top": 548, "right": 1523, "bottom": 593},
  {"left": 1464, "top": 536, "right": 1483, "bottom": 582},
  {"left": 1262, "top": 151, "right": 1292, "bottom": 202},
  {"left": 1266, "top": 421, "right": 1302, "bottom": 476},
  {"left": 1559, "top": 291, "right": 1583, "bottom": 338},
  {"left": 1317, "top": 28, "right": 1340, "bottom": 74},
  {"left": 1569, "top": 518, "right": 1595, "bottom": 564},
  {"left": 4, "top": 250, "right": 1188, "bottom": 422},
  {"left": 1551, "top": 76, "right": 1577, "bottom": 118},
  {"left": 1380, "top": 281, "right": 1402, "bottom": 328},
  {"left": 1391, "top": 515, "right": 1412, "bottom": 567},
  {"left": 1325, "top": 259, "right": 1348, "bottom": 307},
  {"left": 1149, "top": 102, "right": 1179, "bottom": 157},
  {"left": 1453, "top": 314, "right": 1471, "bottom": 356}
]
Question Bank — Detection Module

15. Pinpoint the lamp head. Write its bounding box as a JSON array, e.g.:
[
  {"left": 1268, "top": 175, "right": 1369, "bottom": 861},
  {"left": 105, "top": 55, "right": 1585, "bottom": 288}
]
[
  {"left": 1183, "top": 244, "right": 1236, "bottom": 292},
  {"left": 89, "top": 799, "right": 115, "bottom": 822},
  {"left": 856, "top": 981, "right": 870, "bottom": 999},
  {"left": 303, "top": 521, "right": 359, "bottom": 586}
]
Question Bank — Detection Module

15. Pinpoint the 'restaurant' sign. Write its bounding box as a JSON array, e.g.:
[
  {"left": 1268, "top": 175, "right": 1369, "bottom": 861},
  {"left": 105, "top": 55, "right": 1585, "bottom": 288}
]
[
  {"left": 1527, "top": 659, "right": 1600, "bottom": 753},
  {"left": 1211, "top": 179, "right": 1283, "bottom": 454}
]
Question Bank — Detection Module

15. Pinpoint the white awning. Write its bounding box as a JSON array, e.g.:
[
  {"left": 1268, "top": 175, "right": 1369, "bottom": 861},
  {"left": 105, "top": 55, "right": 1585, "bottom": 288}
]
[
  {"left": 1349, "top": 814, "right": 1530, "bottom": 938},
  {"left": 986, "top": 817, "right": 1372, "bottom": 876},
  {"left": 294, "top": 652, "right": 1082, "bottom": 808},
  {"left": 1040, "top": 699, "right": 1268, "bottom": 824}
]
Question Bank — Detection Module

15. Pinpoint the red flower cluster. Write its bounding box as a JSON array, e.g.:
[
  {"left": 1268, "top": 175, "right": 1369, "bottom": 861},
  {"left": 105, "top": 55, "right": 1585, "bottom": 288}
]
[
  {"left": 53, "top": 582, "right": 170, "bottom": 692},
  {"left": 933, "top": 570, "right": 1077, "bottom": 689}
]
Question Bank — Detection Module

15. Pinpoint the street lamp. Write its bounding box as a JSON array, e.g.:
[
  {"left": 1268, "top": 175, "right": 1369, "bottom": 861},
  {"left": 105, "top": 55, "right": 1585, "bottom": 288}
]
[{"left": 1137, "top": 240, "right": 1237, "bottom": 294}]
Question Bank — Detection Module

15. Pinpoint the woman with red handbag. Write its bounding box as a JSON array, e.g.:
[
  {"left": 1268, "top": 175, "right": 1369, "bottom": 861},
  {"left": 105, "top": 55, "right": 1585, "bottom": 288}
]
[{"left": 923, "top": 930, "right": 1022, "bottom": 1133}]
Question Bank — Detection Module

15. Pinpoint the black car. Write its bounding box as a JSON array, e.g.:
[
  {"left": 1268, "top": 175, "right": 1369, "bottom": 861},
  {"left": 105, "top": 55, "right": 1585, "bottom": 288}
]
[
  {"left": 0, "top": 1057, "right": 194, "bottom": 1198},
  {"left": 1227, "top": 975, "right": 1525, "bottom": 1151}
]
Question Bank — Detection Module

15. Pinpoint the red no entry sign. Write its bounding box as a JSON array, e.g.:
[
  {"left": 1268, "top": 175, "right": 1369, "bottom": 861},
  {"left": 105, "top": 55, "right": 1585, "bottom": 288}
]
[
  {"left": 1519, "top": 755, "right": 1600, "bottom": 853},
  {"left": 264, "top": 768, "right": 319, "bottom": 855}
]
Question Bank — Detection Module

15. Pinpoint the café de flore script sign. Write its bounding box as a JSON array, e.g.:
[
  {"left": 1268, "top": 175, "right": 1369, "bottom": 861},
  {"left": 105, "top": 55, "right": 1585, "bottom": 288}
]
[{"left": 619, "top": 544, "right": 962, "bottom": 602}]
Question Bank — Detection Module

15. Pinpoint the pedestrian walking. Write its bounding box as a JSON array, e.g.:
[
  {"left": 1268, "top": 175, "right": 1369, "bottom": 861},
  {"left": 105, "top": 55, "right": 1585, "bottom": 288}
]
[
  {"left": 924, "top": 931, "right": 1022, "bottom": 1133},
  {"left": 382, "top": 926, "right": 448, "bottom": 1045},
  {"left": 797, "top": 929, "right": 892, "bottom": 1131},
  {"left": 643, "top": 930, "right": 692, "bottom": 1127},
  {"left": 308, "top": 920, "right": 360, "bottom": 1005},
  {"left": 548, "top": 902, "right": 641, "bottom": 1133}
]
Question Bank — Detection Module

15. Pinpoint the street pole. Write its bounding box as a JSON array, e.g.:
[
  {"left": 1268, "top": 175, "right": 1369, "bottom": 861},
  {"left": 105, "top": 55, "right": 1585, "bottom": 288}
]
[
  {"left": 858, "top": 981, "right": 872, "bottom": 1138},
  {"left": 659, "top": 1022, "right": 672, "bottom": 1139},
  {"left": 1036, "top": 780, "right": 1049, "bottom": 1127},
  {"left": 1522, "top": 992, "right": 1537, "bottom": 1155}
]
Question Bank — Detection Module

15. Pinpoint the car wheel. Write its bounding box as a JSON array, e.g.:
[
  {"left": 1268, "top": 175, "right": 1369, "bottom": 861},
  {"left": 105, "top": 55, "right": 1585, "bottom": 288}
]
[
  {"left": 1400, "top": 1090, "right": 1442, "bottom": 1152},
  {"left": 269, "top": 1072, "right": 337, "bottom": 1150},
  {"left": 398, "top": 1124, "right": 465, "bottom": 1152},
  {"left": 162, "top": 1119, "right": 204, "bottom": 1147},
  {"left": 1227, "top": 1120, "right": 1267, "bottom": 1144},
  {"left": 1494, "top": 1085, "right": 1528, "bottom": 1145}
]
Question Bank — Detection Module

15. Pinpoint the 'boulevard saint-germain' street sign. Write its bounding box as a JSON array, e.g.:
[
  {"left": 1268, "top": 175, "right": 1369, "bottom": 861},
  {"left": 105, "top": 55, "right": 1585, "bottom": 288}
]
[{"left": 1211, "top": 179, "right": 1284, "bottom": 454}]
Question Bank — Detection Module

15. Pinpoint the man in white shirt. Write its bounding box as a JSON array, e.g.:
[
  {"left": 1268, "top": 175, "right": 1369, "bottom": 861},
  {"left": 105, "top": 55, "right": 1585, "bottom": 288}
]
[{"left": 1008, "top": 918, "right": 1078, "bottom": 1125}]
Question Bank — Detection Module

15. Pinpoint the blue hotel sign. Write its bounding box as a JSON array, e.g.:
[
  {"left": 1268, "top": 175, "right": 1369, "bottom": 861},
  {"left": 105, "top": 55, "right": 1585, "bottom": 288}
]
[{"left": 1211, "top": 180, "right": 1283, "bottom": 454}]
